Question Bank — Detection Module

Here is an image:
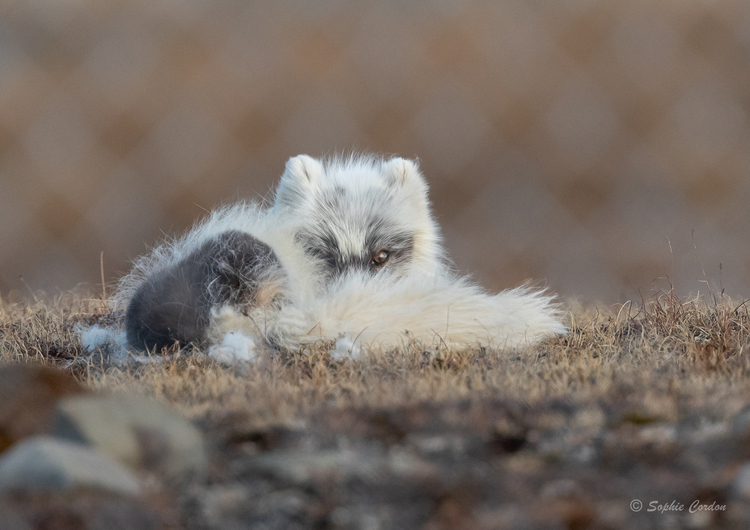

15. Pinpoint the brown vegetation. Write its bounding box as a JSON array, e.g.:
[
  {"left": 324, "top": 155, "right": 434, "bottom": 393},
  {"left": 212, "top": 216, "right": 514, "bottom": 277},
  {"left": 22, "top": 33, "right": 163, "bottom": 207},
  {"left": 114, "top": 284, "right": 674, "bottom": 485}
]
[{"left": 2, "top": 290, "right": 750, "bottom": 528}]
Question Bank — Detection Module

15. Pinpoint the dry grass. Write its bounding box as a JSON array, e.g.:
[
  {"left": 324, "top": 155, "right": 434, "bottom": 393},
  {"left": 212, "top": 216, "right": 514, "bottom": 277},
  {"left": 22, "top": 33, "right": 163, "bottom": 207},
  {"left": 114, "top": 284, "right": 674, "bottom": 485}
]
[
  {"left": 6, "top": 290, "right": 750, "bottom": 528},
  {"left": 3, "top": 288, "right": 750, "bottom": 425}
]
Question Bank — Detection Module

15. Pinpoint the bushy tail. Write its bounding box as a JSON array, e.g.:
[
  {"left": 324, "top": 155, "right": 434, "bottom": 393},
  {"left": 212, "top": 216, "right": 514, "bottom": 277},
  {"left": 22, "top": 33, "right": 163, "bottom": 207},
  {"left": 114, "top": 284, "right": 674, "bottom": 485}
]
[{"left": 223, "top": 273, "right": 565, "bottom": 352}]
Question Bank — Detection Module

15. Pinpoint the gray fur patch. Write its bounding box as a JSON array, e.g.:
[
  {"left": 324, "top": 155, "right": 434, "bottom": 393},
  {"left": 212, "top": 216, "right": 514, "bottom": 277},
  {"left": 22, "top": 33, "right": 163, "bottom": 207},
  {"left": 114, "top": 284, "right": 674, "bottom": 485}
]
[
  {"left": 126, "top": 231, "right": 280, "bottom": 352},
  {"left": 295, "top": 218, "right": 415, "bottom": 279}
]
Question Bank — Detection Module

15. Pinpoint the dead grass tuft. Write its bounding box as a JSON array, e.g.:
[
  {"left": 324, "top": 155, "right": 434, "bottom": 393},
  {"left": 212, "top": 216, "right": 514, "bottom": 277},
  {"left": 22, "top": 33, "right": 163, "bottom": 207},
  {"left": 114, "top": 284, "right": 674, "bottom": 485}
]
[{"left": 1, "top": 288, "right": 749, "bottom": 425}]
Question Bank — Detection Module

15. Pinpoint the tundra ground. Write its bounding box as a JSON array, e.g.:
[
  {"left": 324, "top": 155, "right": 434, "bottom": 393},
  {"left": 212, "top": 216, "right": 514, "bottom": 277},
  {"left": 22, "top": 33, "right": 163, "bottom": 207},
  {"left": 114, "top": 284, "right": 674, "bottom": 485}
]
[{"left": 2, "top": 289, "right": 750, "bottom": 529}]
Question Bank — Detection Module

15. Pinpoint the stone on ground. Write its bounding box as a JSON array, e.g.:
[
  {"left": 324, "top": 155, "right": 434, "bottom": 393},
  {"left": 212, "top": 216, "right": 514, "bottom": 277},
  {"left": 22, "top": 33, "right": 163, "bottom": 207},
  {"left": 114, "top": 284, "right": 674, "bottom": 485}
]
[
  {"left": 0, "top": 364, "right": 88, "bottom": 453},
  {"left": 51, "top": 394, "right": 206, "bottom": 479},
  {"left": 0, "top": 436, "right": 141, "bottom": 495}
]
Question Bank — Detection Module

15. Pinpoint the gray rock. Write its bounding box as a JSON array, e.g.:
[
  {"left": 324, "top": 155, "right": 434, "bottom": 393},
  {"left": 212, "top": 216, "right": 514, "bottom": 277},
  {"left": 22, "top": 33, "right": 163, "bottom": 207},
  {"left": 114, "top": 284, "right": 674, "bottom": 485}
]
[
  {"left": 0, "top": 436, "right": 141, "bottom": 495},
  {"left": 249, "top": 446, "right": 436, "bottom": 486},
  {"left": 732, "top": 406, "right": 750, "bottom": 435},
  {"left": 51, "top": 394, "right": 206, "bottom": 479},
  {"left": 0, "top": 511, "right": 32, "bottom": 530},
  {"left": 733, "top": 462, "right": 750, "bottom": 500},
  {"left": 199, "top": 484, "right": 307, "bottom": 529}
]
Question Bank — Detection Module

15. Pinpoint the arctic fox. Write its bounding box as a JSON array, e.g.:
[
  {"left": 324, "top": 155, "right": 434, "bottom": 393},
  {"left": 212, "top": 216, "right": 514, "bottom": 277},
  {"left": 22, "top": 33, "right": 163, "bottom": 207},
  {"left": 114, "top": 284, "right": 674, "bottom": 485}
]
[{"left": 118, "top": 155, "right": 565, "bottom": 354}]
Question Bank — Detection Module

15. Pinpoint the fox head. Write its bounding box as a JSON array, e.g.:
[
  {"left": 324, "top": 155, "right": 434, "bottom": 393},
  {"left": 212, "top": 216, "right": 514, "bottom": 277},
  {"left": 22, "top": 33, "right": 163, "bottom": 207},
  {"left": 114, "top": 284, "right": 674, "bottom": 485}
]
[{"left": 273, "top": 154, "right": 444, "bottom": 280}]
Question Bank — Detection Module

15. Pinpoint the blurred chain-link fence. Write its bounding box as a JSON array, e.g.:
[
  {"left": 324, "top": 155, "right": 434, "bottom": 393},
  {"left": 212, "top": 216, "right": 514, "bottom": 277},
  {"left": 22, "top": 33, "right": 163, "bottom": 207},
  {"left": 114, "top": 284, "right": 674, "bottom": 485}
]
[{"left": 1, "top": 0, "right": 750, "bottom": 302}]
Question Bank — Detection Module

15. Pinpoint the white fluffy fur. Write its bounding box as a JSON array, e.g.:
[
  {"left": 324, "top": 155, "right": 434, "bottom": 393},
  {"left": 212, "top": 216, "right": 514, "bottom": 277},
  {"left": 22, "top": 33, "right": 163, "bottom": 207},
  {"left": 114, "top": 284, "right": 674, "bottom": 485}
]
[
  {"left": 116, "top": 154, "right": 565, "bottom": 353},
  {"left": 210, "top": 275, "right": 565, "bottom": 351}
]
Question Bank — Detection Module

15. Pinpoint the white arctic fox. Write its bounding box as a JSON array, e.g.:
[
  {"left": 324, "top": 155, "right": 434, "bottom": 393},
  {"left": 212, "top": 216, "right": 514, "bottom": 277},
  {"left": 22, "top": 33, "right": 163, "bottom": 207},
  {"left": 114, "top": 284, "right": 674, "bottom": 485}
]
[{"left": 116, "top": 154, "right": 565, "bottom": 355}]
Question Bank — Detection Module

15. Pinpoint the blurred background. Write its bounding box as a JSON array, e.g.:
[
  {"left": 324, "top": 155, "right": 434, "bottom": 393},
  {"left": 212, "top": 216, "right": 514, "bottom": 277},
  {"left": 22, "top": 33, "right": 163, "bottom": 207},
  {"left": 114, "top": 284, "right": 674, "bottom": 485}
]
[{"left": 0, "top": 0, "right": 749, "bottom": 303}]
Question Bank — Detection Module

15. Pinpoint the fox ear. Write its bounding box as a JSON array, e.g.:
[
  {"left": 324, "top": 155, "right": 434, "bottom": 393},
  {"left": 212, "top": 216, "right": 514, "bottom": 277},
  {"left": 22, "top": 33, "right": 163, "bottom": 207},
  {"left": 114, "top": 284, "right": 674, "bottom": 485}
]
[
  {"left": 274, "top": 155, "right": 325, "bottom": 208},
  {"left": 381, "top": 157, "right": 429, "bottom": 200},
  {"left": 381, "top": 157, "right": 422, "bottom": 186}
]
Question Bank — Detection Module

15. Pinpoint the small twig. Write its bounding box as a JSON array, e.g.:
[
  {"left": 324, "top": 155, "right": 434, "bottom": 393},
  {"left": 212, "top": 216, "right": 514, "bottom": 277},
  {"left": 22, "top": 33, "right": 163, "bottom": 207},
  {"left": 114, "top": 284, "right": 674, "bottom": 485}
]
[
  {"left": 692, "top": 229, "right": 716, "bottom": 306},
  {"left": 19, "top": 275, "right": 38, "bottom": 303},
  {"left": 100, "top": 251, "right": 106, "bottom": 301}
]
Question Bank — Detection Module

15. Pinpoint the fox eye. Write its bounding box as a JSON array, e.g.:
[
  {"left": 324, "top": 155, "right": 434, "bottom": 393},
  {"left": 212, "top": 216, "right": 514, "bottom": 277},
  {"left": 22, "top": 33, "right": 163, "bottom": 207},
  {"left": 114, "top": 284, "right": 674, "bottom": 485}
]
[{"left": 371, "top": 249, "right": 390, "bottom": 266}]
